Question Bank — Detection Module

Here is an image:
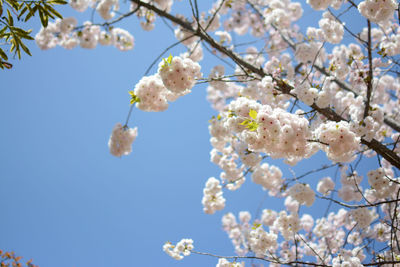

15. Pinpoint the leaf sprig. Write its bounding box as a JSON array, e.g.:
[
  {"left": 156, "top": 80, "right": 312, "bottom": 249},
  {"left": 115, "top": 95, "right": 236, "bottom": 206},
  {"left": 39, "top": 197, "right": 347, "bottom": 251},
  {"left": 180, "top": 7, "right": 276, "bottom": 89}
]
[
  {"left": 239, "top": 109, "right": 259, "bottom": 131},
  {"left": 129, "top": 91, "right": 141, "bottom": 104},
  {"left": 161, "top": 54, "right": 173, "bottom": 69}
]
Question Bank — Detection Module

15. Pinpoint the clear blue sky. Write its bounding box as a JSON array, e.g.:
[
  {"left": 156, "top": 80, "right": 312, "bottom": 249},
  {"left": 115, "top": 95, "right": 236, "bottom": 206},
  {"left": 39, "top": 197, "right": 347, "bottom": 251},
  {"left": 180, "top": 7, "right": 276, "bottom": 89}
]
[{"left": 0, "top": 2, "right": 376, "bottom": 267}]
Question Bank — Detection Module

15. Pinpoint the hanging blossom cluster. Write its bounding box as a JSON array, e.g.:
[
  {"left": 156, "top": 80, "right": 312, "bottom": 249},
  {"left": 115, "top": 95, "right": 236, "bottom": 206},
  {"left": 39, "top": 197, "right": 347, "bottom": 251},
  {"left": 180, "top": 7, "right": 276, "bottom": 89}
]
[{"left": 108, "top": 123, "right": 138, "bottom": 157}]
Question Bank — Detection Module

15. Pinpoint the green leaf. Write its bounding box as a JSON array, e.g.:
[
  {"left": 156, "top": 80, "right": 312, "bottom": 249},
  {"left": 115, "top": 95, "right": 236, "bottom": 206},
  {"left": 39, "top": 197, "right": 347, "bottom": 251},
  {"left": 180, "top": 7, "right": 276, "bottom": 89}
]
[
  {"left": 240, "top": 119, "right": 250, "bottom": 126},
  {"left": 38, "top": 7, "right": 48, "bottom": 27},
  {"left": 47, "top": 0, "right": 68, "bottom": 5},
  {"left": 24, "top": 4, "right": 37, "bottom": 22},
  {"left": 129, "top": 91, "right": 140, "bottom": 104},
  {"left": 0, "top": 26, "right": 6, "bottom": 37},
  {"left": 249, "top": 109, "right": 257, "bottom": 120},
  {"left": 228, "top": 110, "right": 236, "bottom": 117},
  {"left": 10, "top": 39, "right": 16, "bottom": 52},
  {"left": 363, "top": 75, "right": 372, "bottom": 84},
  {"left": 17, "top": 6, "right": 28, "bottom": 20},
  {"left": 377, "top": 47, "right": 387, "bottom": 58},
  {"left": 11, "top": 26, "right": 32, "bottom": 38},
  {"left": 7, "top": 9, "right": 14, "bottom": 25},
  {"left": 19, "top": 41, "right": 31, "bottom": 56},
  {"left": 347, "top": 55, "right": 354, "bottom": 66},
  {"left": 167, "top": 54, "right": 172, "bottom": 64},
  {"left": 161, "top": 54, "right": 173, "bottom": 69},
  {"left": 247, "top": 121, "right": 259, "bottom": 131},
  {"left": 0, "top": 48, "right": 8, "bottom": 60},
  {"left": 44, "top": 3, "right": 62, "bottom": 19},
  {"left": 6, "top": 0, "right": 19, "bottom": 11}
]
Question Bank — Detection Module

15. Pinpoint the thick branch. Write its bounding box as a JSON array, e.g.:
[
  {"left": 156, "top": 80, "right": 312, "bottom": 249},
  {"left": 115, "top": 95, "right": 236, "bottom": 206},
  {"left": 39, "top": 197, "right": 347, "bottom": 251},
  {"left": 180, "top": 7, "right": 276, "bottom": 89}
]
[{"left": 384, "top": 117, "right": 400, "bottom": 133}]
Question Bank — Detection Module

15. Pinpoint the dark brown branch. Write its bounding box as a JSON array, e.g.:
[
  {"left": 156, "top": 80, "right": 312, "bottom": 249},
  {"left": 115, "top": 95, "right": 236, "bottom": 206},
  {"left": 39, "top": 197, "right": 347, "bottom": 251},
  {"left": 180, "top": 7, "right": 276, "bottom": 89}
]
[
  {"left": 364, "top": 19, "right": 373, "bottom": 118},
  {"left": 384, "top": 117, "right": 400, "bottom": 133}
]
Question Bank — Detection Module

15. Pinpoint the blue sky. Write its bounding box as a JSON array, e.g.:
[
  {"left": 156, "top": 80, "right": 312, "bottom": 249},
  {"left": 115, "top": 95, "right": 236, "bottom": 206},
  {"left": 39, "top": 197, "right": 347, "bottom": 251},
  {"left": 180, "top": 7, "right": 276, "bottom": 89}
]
[{"left": 0, "top": 1, "right": 380, "bottom": 267}]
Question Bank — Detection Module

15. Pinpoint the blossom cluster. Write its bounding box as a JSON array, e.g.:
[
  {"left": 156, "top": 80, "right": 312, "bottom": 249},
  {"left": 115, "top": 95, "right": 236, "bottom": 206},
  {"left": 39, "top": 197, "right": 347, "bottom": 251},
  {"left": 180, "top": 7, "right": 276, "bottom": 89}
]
[
  {"left": 248, "top": 226, "right": 278, "bottom": 257},
  {"left": 216, "top": 258, "right": 245, "bottom": 267},
  {"left": 251, "top": 163, "right": 283, "bottom": 196},
  {"left": 358, "top": 0, "right": 398, "bottom": 24},
  {"left": 36, "top": 19, "right": 133, "bottom": 51},
  {"left": 202, "top": 177, "right": 225, "bottom": 214},
  {"left": 223, "top": 97, "right": 318, "bottom": 165},
  {"left": 367, "top": 168, "right": 395, "bottom": 199},
  {"left": 288, "top": 183, "right": 315, "bottom": 207},
  {"left": 158, "top": 56, "right": 202, "bottom": 94},
  {"left": 132, "top": 56, "right": 202, "bottom": 112},
  {"left": 314, "top": 121, "right": 360, "bottom": 163},
  {"left": 108, "top": 123, "right": 138, "bottom": 157},
  {"left": 337, "top": 169, "right": 363, "bottom": 202},
  {"left": 163, "top": 239, "right": 194, "bottom": 260}
]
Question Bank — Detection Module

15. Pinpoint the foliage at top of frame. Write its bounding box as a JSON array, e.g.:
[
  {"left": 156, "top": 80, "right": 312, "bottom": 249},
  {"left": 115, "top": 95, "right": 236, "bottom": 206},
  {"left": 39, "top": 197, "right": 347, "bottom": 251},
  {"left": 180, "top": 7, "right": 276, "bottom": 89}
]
[{"left": 0, "top": 0, "right": 67, "bottom": 69}]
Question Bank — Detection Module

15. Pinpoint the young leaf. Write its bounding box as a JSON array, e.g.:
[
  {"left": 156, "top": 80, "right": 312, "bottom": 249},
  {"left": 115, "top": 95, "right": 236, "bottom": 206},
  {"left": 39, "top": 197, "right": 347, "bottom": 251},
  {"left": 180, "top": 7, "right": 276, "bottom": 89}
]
[
  {"left": 167, "top": 54, "right": 172, "bottom": 64},
  {"left": 247, "top": 121, "right": 259, "bottom": 131},
  {"left": 240, "top": 119, "right": 250, "bottom": 126},
  {"left": 249, "top": 109, "right": 257, "bottom": 120},
  {"left": 129, "top": 91, "right": 140, "bottom": 104}
]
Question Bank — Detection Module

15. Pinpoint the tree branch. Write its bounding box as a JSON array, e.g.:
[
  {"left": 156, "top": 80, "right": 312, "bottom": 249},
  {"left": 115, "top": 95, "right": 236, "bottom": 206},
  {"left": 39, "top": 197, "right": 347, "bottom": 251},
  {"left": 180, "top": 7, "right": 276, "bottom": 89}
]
[{"left": 364, "top": 19, "right": 373, "bottom": 118}]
